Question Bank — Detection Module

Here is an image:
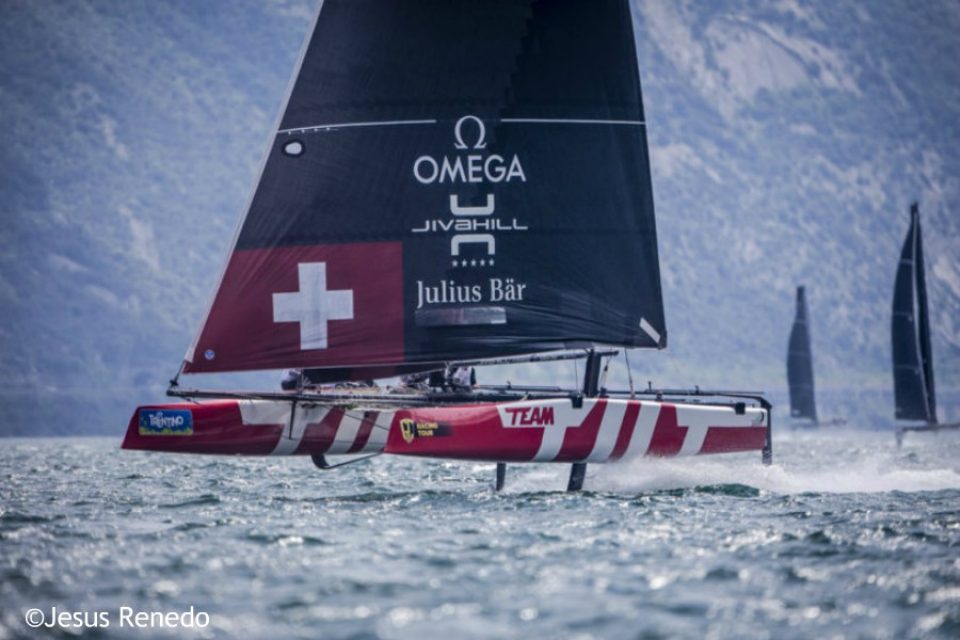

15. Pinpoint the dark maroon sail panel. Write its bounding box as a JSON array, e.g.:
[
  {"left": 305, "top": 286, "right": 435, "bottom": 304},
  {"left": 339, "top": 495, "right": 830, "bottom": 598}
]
[
  {"left": 190, "top": 243, "right": 404, "bottom": 372},
  {"left": 185, "top": 0, "right": 666, "bottom": 375}
]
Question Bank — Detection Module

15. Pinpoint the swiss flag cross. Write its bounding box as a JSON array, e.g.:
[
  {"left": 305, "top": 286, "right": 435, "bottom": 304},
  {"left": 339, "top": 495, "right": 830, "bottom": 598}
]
[
  {"left": 186, "top": 243, "right": 404, "bottom": 373},
  {"left": 272, "top": 262, "right": 355, "bottom": 351}
]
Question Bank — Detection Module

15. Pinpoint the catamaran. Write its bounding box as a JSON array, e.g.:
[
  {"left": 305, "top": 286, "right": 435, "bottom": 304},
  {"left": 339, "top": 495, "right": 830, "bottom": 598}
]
[
  {"left": 122, "top": 0, "right": 772, "bottom": 490},
  {"left": 892, "top": 203, "right": 959, "bottom": 445}
]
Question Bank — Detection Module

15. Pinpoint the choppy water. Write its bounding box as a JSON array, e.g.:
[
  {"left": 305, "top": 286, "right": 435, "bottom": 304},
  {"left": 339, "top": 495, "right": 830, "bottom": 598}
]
[{"left": 1, "top": 429, "right": 959, "bottom": 639}]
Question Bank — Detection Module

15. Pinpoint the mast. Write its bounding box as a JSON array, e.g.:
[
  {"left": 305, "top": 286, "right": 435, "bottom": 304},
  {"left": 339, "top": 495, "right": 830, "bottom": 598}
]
[
  {"left": 892, "top": 203, "right": 937, "bottom": 423},
  {"left": 786, "top": 286, "right": 817, "bottom": 422}
]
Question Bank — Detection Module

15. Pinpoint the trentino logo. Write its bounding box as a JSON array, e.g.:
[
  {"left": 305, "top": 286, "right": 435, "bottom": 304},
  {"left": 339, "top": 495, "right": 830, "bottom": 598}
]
[{"left": 138, "top": 409, "right": 194, "bottom": 436}]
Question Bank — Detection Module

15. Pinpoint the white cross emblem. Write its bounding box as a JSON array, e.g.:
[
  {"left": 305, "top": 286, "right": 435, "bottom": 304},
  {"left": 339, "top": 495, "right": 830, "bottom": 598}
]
[{"left": 272, "top": 262, "right": 354, "bottom": 350}]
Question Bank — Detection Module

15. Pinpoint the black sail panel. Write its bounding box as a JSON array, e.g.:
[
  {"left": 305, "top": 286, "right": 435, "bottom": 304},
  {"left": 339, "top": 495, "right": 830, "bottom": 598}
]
[
  {"left": 184, "top": 0, "right": 666, "bottom": 374},
  {"left": 787, "top": 286, "right": 817, "bottom": 421},
  {"left": 892, "top": 204, "right": 937, "bottom": 422}
]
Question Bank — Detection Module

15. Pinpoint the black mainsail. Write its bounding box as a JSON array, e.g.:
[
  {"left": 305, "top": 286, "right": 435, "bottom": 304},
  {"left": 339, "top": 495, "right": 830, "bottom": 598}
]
[
  {"left": 787, "top": 286, "right": 817, "bottom": 422},
  {"left": 182, "top": 0, "right": 666, "bottom": 377},
  {"left": 891, "top": 203, "right": 937, "bottom": 423}
]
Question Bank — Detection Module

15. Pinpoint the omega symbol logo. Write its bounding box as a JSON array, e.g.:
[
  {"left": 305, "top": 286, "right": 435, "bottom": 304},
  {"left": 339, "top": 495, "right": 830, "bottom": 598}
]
[{"left": 453, "top": 115, "right": 486, "bottom": 150}]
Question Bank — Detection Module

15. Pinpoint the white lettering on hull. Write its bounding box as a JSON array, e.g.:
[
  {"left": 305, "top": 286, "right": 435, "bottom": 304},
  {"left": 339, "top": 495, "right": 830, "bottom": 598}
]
[
  {"left": 238, "top": 400, "right": 392, "bottom": 456},
  {"left": 585, "top": 400, "right": 628, "bottom": 462}
]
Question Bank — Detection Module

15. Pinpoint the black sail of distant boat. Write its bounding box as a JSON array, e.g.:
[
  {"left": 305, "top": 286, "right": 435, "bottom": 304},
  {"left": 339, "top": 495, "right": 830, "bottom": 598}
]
[
  {"left": 891, "top": 203, "right": 937, "bottom": 423},
  {"left": 787, "top": 286, "right": 817, "bottom": 422},
  {"left": 181, "top": 0, "right": 666, "bottom": 377}
]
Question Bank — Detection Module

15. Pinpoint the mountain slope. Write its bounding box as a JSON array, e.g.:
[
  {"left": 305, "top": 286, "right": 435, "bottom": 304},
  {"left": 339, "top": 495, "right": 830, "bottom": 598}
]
[{"left": 0, "top": 0, "right": 957, "bottom": 434}]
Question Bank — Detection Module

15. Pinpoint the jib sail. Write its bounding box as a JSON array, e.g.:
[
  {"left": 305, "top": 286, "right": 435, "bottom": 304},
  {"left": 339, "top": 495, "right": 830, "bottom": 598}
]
[
  {"left": 184, "top": 0, "right": 666, "bottom": 375},
  {"left": 891, "top": 203, "right": 937, "bottom": 423},
  {"left": 787, "top": 286, "right": 817, "bottom": 421}
]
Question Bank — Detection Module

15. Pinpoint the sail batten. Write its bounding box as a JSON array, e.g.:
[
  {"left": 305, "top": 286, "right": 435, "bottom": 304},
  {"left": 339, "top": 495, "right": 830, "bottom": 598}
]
[
  {"left": 892, "top": 203, "right": 937, "bottom": 423},
  {"left": 184, "top": 0, "right": 666, "bottom": 377}
]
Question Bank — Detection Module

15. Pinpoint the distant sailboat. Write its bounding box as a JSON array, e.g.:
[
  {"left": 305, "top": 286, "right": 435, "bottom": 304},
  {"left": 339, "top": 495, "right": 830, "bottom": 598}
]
[
  {"left": 787, "top": 286, "right": 817, "bottom": 425},
  {"left": 786, "top": 286, "right": 843, "bottom": 428},
  {"left": 892, "top": 203, "right": 958, "bottom": 443}
]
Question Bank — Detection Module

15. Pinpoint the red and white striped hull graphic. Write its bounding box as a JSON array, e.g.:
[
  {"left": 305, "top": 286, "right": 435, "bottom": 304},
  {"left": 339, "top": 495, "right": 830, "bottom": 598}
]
[{"left": 122, "top": 397, "right": 767, "bottom": 461}]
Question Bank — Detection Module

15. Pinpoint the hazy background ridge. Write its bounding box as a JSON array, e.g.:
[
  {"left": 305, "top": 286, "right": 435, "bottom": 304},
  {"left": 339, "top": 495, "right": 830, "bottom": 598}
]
[{"left": 0, "top": 0, "right": 957, "bottom": 435}]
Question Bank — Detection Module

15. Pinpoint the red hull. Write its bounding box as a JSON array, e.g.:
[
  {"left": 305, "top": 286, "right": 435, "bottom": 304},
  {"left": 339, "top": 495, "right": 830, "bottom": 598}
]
[{"left": 124, "top": 398, "right": 767, "bottom": 462}]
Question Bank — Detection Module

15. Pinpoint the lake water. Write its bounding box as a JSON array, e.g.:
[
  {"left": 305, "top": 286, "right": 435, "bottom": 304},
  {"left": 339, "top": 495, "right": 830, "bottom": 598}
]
[{"left": 1, "top": 429, "right": 959, "bottom": 639}]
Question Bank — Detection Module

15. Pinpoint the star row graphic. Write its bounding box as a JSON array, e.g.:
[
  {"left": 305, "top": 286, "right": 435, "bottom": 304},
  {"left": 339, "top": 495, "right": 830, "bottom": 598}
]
[{"left": 451, "top": 258, "right": 495, "bottom": 267}]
